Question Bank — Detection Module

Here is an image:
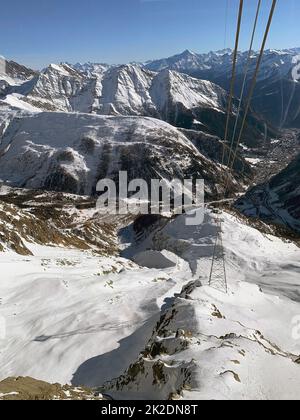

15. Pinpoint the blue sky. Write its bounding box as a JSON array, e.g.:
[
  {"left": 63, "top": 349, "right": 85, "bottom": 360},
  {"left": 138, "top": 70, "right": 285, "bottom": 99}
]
[{"left": 1, "top": 0, "right": 299, "bottom": 69}]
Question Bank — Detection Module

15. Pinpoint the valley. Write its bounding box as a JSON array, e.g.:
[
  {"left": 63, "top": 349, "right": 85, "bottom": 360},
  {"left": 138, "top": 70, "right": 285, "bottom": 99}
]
[{"left": 0, "top": 46, "right": 300, "bottom": 400}]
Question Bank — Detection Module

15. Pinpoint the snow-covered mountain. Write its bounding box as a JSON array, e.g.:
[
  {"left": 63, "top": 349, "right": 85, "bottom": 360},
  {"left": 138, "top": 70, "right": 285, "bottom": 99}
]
[
  {"left": 146, "top": 48, "right": 300, "bottom": 129},
  {"left": 179, "top": 128, "right": 252, "bottom": 178},
  {"left": 0, "top": 57, "right": 37, "bottom": 100},
  {"left": 145, "top": 49, "right": 205, "bottom": 72},
  {"left": 0, "top": 60, "right": 272, "bottom": 147},
  {"left": 0, "top": 112, "right": 243, "bottom": 198},
  {"left": 146, "top": 48, "right": 300, "bottom": 80},
  {"left": 72, "top": 62, "right": 112, "bottom": 77},
  {"left": 100, "top": 211, "right": 300, "bottom": 400},
  {"left": 236, "top": 152, "right": 300, "bottom": 234},
  {"left": 0, "top": 50, "right": 299, "bottom": 401},
  {"left": 70, "top": 47, "right": 300, "bottom": 130},
  {"left": 25, "top": 64, "right": 91, "bottom": 112},
  {"left": 2, "top": 48, "right": 300, "bottom": 130},
  {"left": 2, "top": 63, "right": 95, "bottom": 113},
  {"left": 1, "top": 199, "right": 300, "bottom": 399},
  {"left": 0, "top": 57, "right": 36, "bottom": 85}
]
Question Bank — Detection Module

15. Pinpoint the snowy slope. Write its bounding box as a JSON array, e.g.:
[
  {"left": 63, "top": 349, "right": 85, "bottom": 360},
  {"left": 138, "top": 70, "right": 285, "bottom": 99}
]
[
  {"left": 0, "top": 58, "right": 36, "bottom": 89},
  {"left": 0, "top": 60, "right": 269, "bottom": 145},
  {"left": 93, "top": 65, "right": 157, "bottom": 116},
  {"left": 91, "top": 65, "right": 227, "bottom": 118},
  {"left": 21, "top": 64, "right": 94, "bottom": 112},
  {"left": 72, "top": 62, "right": 112, "bottom": 77},
  {"left": 0, "top": 243, "right": 190, "bottom": 385},
  {"left": 151, "top": 69, "right": 225, "bottom": 111},
  {"left": 1, "top": 59, "right": 36, "bottom": 82},
  {"left": 105, "top": 211, "right": 300, "bottom": 400},
  {"left": 2, "top": 63, "right": 226, "bottom": 117},
  {"left": 0, "top": 112, "right": 240, "bottom": 197},
  {"left": 146, "top": 49, "right": 212, "bottom": 73},
  {"left": 1, "top": 63, "right": 96, "bottom": 113},
  {"left": 0, "top": 208, "right": 299, "bottom": 400},
  {"left": 3, "top": 61, "right": 226, "bottom": 116}
]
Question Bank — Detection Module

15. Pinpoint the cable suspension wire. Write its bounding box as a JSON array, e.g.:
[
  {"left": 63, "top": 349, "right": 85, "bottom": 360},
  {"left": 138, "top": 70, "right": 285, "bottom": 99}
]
[
  {"left": 221, "top": 0, "right": 244, "bottom": 166},
  {"left": 209, "top": 1, "right": 245, "bottom": 295},
  {"left": 227, "top": 0, "right": 278, "bottom": 174},
  {"left": 209, "top": 0, "right": 277, "bottom": 294},
  {"left": 226, "top": 0, "right": 262, "bottom": 168}
]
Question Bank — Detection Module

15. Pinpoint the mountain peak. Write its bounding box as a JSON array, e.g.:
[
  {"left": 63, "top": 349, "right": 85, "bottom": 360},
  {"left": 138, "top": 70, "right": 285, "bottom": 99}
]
[
  {"left": 181, "top": 49, "right": 197, "bottom": 57},
  {"left": 214, "top": 48, "right": 232, "bottom": 56}
]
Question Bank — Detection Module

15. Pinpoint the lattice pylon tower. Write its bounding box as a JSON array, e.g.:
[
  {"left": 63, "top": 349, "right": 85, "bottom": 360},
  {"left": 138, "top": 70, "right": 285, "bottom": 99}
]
[{"left": 209, "top": 217, "right": 228, "bottom": 293}]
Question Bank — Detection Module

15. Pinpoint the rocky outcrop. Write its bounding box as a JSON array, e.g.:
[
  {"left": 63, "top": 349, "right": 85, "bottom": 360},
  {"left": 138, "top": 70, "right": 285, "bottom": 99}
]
[
  {"left": 0, "top": 187, "right": 121, "bottom": 255},
  {"left": 0, "top": 377, "right": 103, "bottom": 400}
]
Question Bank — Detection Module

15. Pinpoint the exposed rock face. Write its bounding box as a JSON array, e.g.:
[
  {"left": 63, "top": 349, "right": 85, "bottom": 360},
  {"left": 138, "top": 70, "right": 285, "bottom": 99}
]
[
  {"left": 0, "top": 187, "right": 121, "bottom": 255},
  {"left": 0, "top": 58, "right": 37, "bottom": 96},
  {"left": 102, "top": 212, "right": 300, "bottom": 400},
  {"left": 105, "top": 276, "right": 300, "bottom": 400},
  {"left": 25, "top": 64, "right": 89, "bottom": 112},
  {"left": 3, "top": 60, "right": 37, "bottom": 81},
  {"left": 0, "top": 377, "right": 103, "bottom": 400}
]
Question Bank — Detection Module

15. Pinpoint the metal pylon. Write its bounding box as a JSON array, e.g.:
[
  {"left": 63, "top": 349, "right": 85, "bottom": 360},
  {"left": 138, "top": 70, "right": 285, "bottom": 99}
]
[{"left": 209, "top": 217, "right": 228, "bottom": 293}]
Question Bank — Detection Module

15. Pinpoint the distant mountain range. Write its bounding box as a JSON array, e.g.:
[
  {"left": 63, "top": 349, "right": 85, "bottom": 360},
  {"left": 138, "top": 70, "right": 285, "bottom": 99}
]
[
  {"left": 1, "top": 48, "right": 300, "bottom": 403},
  {"left": 0, "top": 55, "right": 276, "bottom": 148},
  {"left": 1, "top": 48, "right": 299, "bottom": 210},
  {"left": 74, "top": 47, "right": 300, "bottom": 129},
  {"left": 2, "top": 47, "right": 298, "bottom": 131},
  {"left": 145, "top": 48, "right": 300, "bottom": 129}
]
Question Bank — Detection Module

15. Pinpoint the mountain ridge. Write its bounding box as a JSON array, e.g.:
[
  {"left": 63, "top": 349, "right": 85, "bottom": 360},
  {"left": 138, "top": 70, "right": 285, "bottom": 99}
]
[
  {"left": 0, "top": 59, "right": 275, "bottom": 148},
  {"left": 0, "top": 111, "right": 248, "bottom": 198}
]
